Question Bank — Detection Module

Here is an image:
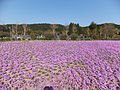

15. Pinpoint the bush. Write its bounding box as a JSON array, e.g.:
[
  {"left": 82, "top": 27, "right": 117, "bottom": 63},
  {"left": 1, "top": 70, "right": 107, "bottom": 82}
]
[{"left": 70, "top": 33, "right": 78, "bottom": 40}]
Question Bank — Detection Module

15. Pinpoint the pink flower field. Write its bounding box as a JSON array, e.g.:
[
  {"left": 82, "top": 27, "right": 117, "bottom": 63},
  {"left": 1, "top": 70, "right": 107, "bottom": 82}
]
[{"left": 0, "top": 41, "right": 120, "bottom": 90}]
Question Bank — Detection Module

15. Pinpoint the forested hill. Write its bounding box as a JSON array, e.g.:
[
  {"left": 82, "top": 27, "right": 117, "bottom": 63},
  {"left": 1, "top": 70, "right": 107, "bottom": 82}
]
[{"left": 0, "top": 22, "right": 120, "bottom": 40}]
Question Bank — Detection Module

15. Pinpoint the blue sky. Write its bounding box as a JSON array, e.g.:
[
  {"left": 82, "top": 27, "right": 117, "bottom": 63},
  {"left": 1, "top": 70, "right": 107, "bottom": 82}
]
[{"left": 0, "top": 0, "right": 120, "bottom": 26}]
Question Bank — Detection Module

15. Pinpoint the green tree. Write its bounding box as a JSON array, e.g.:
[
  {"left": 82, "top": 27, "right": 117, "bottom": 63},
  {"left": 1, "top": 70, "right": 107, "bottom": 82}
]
[
  {"left": 68, "top": 23, "right": 74, "bottom": 35},
  {"left": 89, "top": 22, "right": 98, "bottom": 39}
]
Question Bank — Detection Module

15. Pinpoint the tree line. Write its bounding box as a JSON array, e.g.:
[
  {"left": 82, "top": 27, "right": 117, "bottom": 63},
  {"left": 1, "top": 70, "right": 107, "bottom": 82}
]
[{"left": 0, "top": 22, "right": 120, "bottom": 40}]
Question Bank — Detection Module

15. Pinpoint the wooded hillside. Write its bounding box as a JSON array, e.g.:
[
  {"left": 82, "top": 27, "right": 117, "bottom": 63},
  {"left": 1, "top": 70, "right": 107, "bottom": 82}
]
[{"left": 0, "top": 22, "right": 120, "bottom": 40}]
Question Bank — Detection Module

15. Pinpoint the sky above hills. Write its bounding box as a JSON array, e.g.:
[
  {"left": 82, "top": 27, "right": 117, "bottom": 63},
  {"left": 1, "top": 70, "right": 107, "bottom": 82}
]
[{"left": 0, "top": 0, "right": 120, "bottom": 26}]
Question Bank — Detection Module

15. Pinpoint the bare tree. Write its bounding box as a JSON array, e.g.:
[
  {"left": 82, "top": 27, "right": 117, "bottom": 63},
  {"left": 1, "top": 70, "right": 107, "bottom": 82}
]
[
  {"left": 8, "top": 26, "right": 12, "bottom": 37},
  {"left": 64, "top": 25, "right": 71, "bottom": 40},
  {"left": 11, "top": 25, "right": 16, "bottom": 37},
  {"left": 15, "top": 24, "right": 18, "bottom": 35},
  {"left": 22, "top": 24, "right": 27, "bottom": 35},
  {"left": 51, "top": 24, "right": 57, "bottom": 39}
]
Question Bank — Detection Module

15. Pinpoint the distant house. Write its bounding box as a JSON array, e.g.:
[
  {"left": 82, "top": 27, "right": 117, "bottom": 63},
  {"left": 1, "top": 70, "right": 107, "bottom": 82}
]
[
  {"left": 11, "top": 35, "right": 31, "bottom": 40},
  {"left": 36, "top": 34, "right": 45, "bottom": 39}
]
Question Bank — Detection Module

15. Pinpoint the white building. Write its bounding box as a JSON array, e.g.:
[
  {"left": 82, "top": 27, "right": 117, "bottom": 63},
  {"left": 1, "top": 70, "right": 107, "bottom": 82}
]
[{"left": 11, "top": 35, "right": 31, "bottom": 40}]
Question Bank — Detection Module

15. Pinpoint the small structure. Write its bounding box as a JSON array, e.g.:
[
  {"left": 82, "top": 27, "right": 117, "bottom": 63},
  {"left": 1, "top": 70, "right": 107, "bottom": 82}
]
[
  {"left": 36, "top": 34, "right": 45, "bottom": 40},
  {"left": 11, "top": 35, "right": 31, "bottom": 40}
]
